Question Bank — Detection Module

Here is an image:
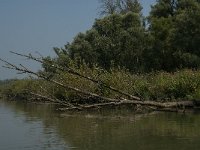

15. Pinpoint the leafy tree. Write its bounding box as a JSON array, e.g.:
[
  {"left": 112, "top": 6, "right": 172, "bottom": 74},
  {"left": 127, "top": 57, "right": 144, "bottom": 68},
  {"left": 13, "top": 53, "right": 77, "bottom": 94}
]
[
  {"left": 99, "top": 0, "right": 142, "bottom": 15},
  {"left": 99, "top": 0, "right": 117, "bottom": 15},
  {"left": 150, "top": 0, "right": 177, "bottom": 18},
  {"left": 116, "top": 0, "right": 143, "bottom": 14},
  {"left": 147, "top": 0, "right": 175, "bottom": 71},
  {"left": 147, "top": 0, "right": 200, "bottom": 71},
  {"left": 171, "top": 0, "right": 200, "bottom": 68},
  {"left": 65, "top": 11, "right": 147, "bottom": 72}
]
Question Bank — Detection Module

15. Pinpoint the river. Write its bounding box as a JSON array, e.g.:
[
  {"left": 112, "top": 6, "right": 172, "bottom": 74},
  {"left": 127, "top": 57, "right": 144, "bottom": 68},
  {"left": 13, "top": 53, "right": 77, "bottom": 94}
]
[{"left": 0, "top": 100, "right": 200, "bottom": 150}]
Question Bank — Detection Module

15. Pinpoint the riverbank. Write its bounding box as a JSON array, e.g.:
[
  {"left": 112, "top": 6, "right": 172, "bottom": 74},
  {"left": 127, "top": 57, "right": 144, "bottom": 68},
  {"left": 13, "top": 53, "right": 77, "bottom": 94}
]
[{"left": 1, "top": 69, "right": 200, "bottom": 112}]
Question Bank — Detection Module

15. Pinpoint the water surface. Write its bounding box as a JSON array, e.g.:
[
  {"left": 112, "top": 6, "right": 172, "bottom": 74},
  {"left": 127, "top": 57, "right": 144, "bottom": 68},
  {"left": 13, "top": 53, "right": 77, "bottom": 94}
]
[{"left": 0, "top": 100, "right": 200, "bottom": 150}]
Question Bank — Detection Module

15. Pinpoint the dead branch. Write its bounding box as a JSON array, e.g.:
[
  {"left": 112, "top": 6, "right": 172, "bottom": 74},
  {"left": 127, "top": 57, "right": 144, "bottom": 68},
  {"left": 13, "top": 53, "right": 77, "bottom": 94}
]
[
  {"left": 28, "top": 92, "right": 83, "bottom": 110},
  {"left": 28, "top": 92, "right": 69, "bottom": 106},
  {"left": 0, "top": 58, "right": 122, "bottom": 103},
  {"left": 10, "top": 51, "right": 141, "bottom": 101}
]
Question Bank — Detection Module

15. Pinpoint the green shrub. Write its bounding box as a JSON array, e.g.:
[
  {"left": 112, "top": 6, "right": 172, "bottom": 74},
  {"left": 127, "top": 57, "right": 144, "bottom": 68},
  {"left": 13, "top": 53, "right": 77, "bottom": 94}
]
[{"left": 2, "top": 68, "right": 200, "bottom": 103}]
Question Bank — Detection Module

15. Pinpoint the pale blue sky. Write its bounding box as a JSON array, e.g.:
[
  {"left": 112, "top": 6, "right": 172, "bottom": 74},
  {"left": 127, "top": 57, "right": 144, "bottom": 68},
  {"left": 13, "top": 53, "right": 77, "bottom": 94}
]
[{"left": 0, "top": 0, "right": 155, "bottom": 79}]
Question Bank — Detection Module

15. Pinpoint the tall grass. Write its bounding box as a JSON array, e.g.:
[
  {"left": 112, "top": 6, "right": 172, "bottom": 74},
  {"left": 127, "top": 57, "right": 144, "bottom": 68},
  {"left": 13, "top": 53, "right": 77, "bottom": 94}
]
[{"left": 1, "top": 68, "right": 200, "bottom": 102}]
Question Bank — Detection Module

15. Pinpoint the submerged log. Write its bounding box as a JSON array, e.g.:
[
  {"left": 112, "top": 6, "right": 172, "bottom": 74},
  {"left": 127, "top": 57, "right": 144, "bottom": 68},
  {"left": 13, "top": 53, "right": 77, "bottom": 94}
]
[
  {"left": 56, "top": 100, "right": 196, "bottom": 112},
  {"left": 75, "top": 100, "right": 196, "bottom": 112}
]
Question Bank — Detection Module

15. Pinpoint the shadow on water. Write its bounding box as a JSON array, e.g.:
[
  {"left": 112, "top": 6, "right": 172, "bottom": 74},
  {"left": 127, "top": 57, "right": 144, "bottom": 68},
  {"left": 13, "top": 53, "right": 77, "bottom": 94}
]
[{"left": 1, "top": 99, "right": 200, "bottom": 150}]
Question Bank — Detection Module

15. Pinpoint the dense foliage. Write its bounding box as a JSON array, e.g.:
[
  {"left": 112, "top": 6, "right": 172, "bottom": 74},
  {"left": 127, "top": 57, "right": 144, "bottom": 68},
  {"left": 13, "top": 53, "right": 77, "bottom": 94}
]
[
  {"left": 2, "top": 68, "right": 200, "bottom": 102},
  {"left": 148, "top": 0, "right": 200, "bottom": 71},
  {"left": 51, "top": 0, "right": 200, "bottom": 73}
]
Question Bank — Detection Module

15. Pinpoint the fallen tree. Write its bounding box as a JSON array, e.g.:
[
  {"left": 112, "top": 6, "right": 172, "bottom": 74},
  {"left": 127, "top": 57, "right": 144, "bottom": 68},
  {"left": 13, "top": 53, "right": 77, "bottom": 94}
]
[{"left": 0, "top": 52, "right": 200, "bottom": 112}]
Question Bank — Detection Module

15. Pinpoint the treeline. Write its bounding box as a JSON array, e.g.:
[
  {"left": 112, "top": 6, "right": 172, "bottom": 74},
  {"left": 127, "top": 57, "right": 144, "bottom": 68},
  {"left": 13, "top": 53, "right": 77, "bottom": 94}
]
[{"left": 50, "top": 0, "right": 200, "bottom": 73}]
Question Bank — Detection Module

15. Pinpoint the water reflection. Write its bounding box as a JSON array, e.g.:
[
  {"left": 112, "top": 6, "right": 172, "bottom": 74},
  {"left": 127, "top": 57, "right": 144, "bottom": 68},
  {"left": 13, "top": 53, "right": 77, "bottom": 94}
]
[
  {"left": 0, "top": 101, "right": 68, "bottom": 150},
  {"left": 1, "top": 100, "right": 200, "bottom": 150}
]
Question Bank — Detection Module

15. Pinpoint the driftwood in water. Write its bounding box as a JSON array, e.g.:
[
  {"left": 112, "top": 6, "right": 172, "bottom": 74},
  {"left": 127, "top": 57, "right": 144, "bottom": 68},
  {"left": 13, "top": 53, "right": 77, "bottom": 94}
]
[
  {"left": 28, "top": 90, "right": 197, "bottom": 112},
  {"left": 58, "top": 100, "right": 195, "bottom": 110},
  {"left": 29, "top": 90, "right": 197, "bottom": 112},
  {"left": 29, "top": 92, "right": 83, "bottom": 110}
]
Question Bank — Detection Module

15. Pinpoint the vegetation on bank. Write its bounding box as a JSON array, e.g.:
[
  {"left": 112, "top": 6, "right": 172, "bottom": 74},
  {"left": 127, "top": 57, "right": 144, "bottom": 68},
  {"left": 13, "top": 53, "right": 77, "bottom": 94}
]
[
  {"left": 1, "top": 68, "right": 200, "bottom": 103},
  {"left": 1, "top": 0, "right": 200, "bottom": 111}
]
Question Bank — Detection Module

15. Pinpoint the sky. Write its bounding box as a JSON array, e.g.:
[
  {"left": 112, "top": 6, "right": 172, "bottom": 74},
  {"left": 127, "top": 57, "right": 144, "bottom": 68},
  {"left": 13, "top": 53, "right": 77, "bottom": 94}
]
[{"left": 0, "top": 0, "right": 156, "bottom": 80}]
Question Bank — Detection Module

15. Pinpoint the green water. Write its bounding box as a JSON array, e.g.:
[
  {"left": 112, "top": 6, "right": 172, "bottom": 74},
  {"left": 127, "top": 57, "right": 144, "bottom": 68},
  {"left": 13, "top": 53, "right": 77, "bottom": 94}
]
[{"left": 0, "top": 100, "right": 200, "bottom": 150}]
